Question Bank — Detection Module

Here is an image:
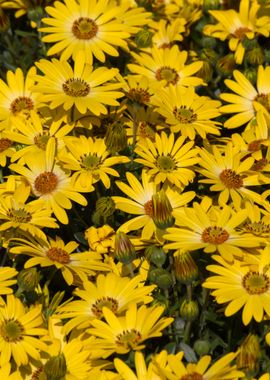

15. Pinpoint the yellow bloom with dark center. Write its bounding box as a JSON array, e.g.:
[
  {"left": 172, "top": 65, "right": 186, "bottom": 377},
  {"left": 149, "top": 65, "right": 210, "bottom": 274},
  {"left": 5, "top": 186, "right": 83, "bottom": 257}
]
[
  {"left": 87, "top": 303, "right": 173, "bottom": 356},
  {"left": 220, "top": 66, "right": 270, "bottom": 129},
  {"left": 0, "top": 267, "right": 17, "bottom": 295},
  {"left": 33, "top": 51, "right": 123, "bottom": 115},
  {"left": 198, "top": 142, "right": 263, "bottom": 207},
  {"left": 59, "top": 135, "right": 129, "bottom": 191},
  {"left": 10, "top": 235, "right": 110, "bottom": 286},
  {"left": 0, "top": 295, "right": 47, "bottom": 367},
  {"left": 204, "top": 253, "right": 270, "bottom": 325},
  {"left": 40, "top": 0, "right": 131, "bottom": 64},
  {"left": 165, "top": 198, "right": 261, "bottom": 263},
  {"left": 152, "top": 85, "right": 221, "bottom": 140},
  {"left": 135, "top": 132, "right": 199, "bottom": 188},
  {"left": 203, "top": 0, "right": 270, "bottom": 64},
  {"left": 9, "top": 138, "right": 87, "bottom": 224},
  {"left": 128, "top": 45, "right": 203, "bottom": 88},
  {"left": 57, "top": 272, "right": 155, "bottom": 334}
]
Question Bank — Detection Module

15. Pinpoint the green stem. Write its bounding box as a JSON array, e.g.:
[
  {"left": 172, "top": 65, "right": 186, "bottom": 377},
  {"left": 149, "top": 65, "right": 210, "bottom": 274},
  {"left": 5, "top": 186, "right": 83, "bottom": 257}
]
[
  {"left": 127, "top": 262, "right": 135, "bottom": 278},
  {"left": 183, "top": 321, "right": 192, "bottom": 344}
]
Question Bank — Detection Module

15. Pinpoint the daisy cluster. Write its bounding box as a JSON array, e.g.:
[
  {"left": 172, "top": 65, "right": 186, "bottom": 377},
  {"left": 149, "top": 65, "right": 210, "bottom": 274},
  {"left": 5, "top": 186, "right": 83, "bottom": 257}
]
[{"left": 1, "top": 0, "right": 270, "bottom": 378}]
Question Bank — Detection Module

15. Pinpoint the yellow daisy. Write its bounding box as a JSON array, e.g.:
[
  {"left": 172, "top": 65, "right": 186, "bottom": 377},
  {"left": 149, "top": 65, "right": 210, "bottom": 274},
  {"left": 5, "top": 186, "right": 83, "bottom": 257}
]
[
  {"left": 58, "top": 135, "right": 129, "bottom": 191},
  {"left": 164, "top": 198, "right": 261, "bottom": 263},
  {"left": 203, "top": 252, "right": 270, "bottom": 325},
  {"left": 40, "top": 0, "right": 131, "bottom": 64},
  {"left": 85, "top": 225, "right": 115, "bottom": 254},
  {"left": 197, "top": 142, "right": 263, "bottom": 207},
  {"left": 220, "top": 65, "right": 270, "bottom": 129},
  {"left": 128, "top": 45, "right": 204, "bottom": 88},
  {"left": 33, "top": 51, "right": 123, "bottom": 115},
  {"left": 135, "top": 131, "right": 199, "bottom": 189},
  {"left": 9, "top": 138, "right": 87, "bottom": 224},
  {"left": 0, "top": 66, "right": 39, "bottom": 130},
  {"left": 203, "top": 0, "right": 270, "bottom": 64},
  {"left": 152, "top": 85, "right": 221, "bottom": 139},
  {"left": 0, "top": 295, "right": 47, "bottom": 366},
  {"left": 87, "top": 303, "right": 173, "bottom": 356},
  {"left": 57, "top": 272, "right": 155, "bottom": 333},
  {"left": 151, "top": 18, "right": 186, "bottom": 49},
  {"left": 10, "top": 235, "right": 110, "bottom": 286},
  {"left": 0, "top": 267, "right": 17, "bottom": 295}
]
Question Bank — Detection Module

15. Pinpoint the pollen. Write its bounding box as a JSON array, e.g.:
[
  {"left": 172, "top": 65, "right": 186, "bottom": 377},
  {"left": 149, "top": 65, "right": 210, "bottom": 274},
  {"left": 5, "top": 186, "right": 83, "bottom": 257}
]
[
  {"left": 116, "top": 329, "right": 142, "bottom": 349},
  {"left": 155, "top": 66, "right": 179, "bottom": 85},
  {"left": 0, "top": 319, "right": 24, "bottom": 342},
  {"left": 62, "top": 78, "right": 90, "bottom": 97},
  {"left": 244, "top": 221, "right": 270, "bottom": 236},
  {"left": 157, "top": 155, "right": 175, "bottom": 171},
  {"left": 72, "top": 17, "right": 98, "bottom": 40},
  {"left": 180, "top": 373, "right": 203, "bottom": 380},
  {"left": 127, "top": 88, "right": 151, "bottom": 104},
  {"left": 7, "top": 208, "right": 32, "bottom": 223},
  {"left": 0, "top": 138, "right": 12, "bottom": 152},
  {"left": 91, "top": 297, "right": 119, "bottom": 318},
  {"left": 233, "top": 27, "right": 252, "bottom": 39},
  {"left": 81, "top": 154, "right": 100, "bottom": 170},
  {"left": 254, "top": 93, "right": 270, "bottom": 113},
  {"left": 173, "top": 106, "right": 197, "bottom": 124},
  {"left": 34, "top": 134, "right": 50, "bottom": 150},
  {"left": 34, "top": 172, "right": 58, "bottom": 194},
  {"left": 219, "top": 169, "right": 243, "bottom": 188},
  {"left": 10, "top": 96, "right": 34, "bottom": 114},
  {"left": 201, "top": 226, "right": 229, "bottom": 244},
  {"left": 242, "top": 271, "right": 270, "bottom": 295},
  {"left": 144, "top": 199, "right": 153, "bottom": 217},
  {"left": 46, "top": 247, "right": 70, "bottom": 264}
]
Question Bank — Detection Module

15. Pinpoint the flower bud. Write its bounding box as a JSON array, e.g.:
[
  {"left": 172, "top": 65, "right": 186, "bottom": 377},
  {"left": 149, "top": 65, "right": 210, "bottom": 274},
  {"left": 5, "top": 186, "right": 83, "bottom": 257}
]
[
  {"left": 145, "top": 245, "right": 166, "bottom": 267},
  {"left": 194, "top": 339, "right": 211, "bottom": 356},
  {"left": 135, "top": 28, "right": 153, "bottom": 48},
  {"left": 179, "top": 299, "right": 199, "bottom": 321},
  {"left": 0, "top": 8, "right": 9, "bottom": 31},
  {"left": 217, "top": 54, "right": 236, "bottom": 76},
  {"left": 200, "top": 37, "right": 217, "bottom": 49},
  {"left": 174, "top": 250, "right": 198, "bottom": 284},
  {"left": 44, "top": 353, "right": 67, "bottom": 380},
  {"left": 196, "top": 60, "right": 213, "bottom": 83},
  {"left": 148, "top": 268, "right": 173, "bottom": 289},
  {"left": 17, "top": 268, "right": 40, "bottom": 293},
  {"left": 95, "top": 197, "right": 115, "bottom": 219},
  {"left": 237, "top": 334, "right": 260, "bottom": 375},
  {"left": 203, "top": 0, "right": 220, "bottom": 10},
  {"left": 152, "top": 190, "right": 175, "bottom": 230},
  {"left": 243, "top": 68, "right": 257, "bottom": 85},
  {"left": 105, "top": 123, "right": 127, "bottom": 154},
  {"left": 246, "top": 46, "right": 264, "bottom": 65},
  {"left": 114, "top": 231, "right": 136, "bottom": 265}
]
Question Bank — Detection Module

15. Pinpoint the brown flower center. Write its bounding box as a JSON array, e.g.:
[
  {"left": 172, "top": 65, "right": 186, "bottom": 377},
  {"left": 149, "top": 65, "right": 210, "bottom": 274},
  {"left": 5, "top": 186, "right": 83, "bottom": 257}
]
[
  {"left": 34, "top": 134, "right": 50, "bottom": 150},
  {"left": 62, "top": 78, "right": 90, "bottom": 98},
  {"left": 244, "top": 221, "right": 270, "bottom": 236},
  {"left": 248, "top": 139, "right": 264, "bottom": 152},
  {"left": 173, "top": 106, "right": 197, "bottom": 124},
  {"left": 155, "top": 66, "right": 179, "bottom": 85},
  {"left": 254, "top": 93, "right": 270, "bottom": 113},
  {"left": 251, "top": 158, "right": 268, "bottom": 171},
  {"left": 242, "top": 271, "right": 270, "bottom": 294},
  {"left": 138, "top": 122, "right": 155, "bottom": 141},
  {"left": 72, "top": 17, "right": 98, "bottom": 40},
  {"left": 144, "top": 199, "right": 153, "bottom": 217},
  {"left": 116, "top": 329, "right": 142, "bottom": 349},
  {"left": 46, "top": 247, "right": 70, "bottom": 264},
  {"left": 233, "top": 27, "right": 252, "bottom": 39},
  {"left": 34, "top": 172, "right": 58, "bottom": 194},
  {"left": 10, "top": 96, "right": 34, "bottom": 114},
  {"left": 0, "top": 319, "right": 24, "bottom": 342},
  {"left": 127, "top": 88, "right": 151, "bottom": 104},
  {"left": 180, "top": 373, "right": 203, "bottom": 380},
  {"left": 0, "top": 138, "right": 12, "bottom": 152},
  {"left": 201, "top": 226, "right": 229, "bottom": 244},
  {"left": 156, "top": 155, "right": 175, "bottom": 172},
  {"left": 91, "top": 297, "right": 119, "bottom": 318},
  {"left": 219, "top": 169, "right": 243, "bottom": 188},
  {"left": 7, "top": 208, "right": 32, "bottom": 223}
]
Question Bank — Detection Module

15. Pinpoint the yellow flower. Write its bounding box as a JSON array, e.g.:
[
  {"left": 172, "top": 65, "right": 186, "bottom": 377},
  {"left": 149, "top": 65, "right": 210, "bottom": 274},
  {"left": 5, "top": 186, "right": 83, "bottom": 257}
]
[
  {"left": 57, "top": 272, "right": 155, "bottom": 333},
  {"left": 9, "top": 138, "right": 87, "bottom": 224},
  {"left": 220, "top": 66, "right": 270, "bottom": 129},
  {"left": 151, "top": 18, "right": 186, "bottom": 49},
  {"left": 0, "top": 295, "right": 47, "bottom": 366},
  {"left": 0, "top": 363, "right": 22, "bottom": 380},
  {"left": 40, "top": 0, "right": 131, "bottom": 64},
  {"left": 128, "top": 45, "right": 203, "bottom": 88},
  {"left": 203, "top": 0, "right": 270, "bottom": 64},
  {"left": 87, "top": 303, "right": 173, "bottom": 356},
  {"left": 10, "top": 236, "right": 110, "bottom": 286},
  {"left": 59, "top": 135, "right": 129, "bottom": 191},
  {"left": 85, "top": 225, "right": 115, "bottom": 254},
  {"left": 203, "top": 252, "right": 270, "bottom": 325},
  {"left": 135, "top": 132, "right": 199, "bottom": 189},
  {"left": 0, "top": 267, "right": 17, "bottom": 295},
  {"left": 33, "top": 51, "right": 123, "bottom": 115},
  {"left": 152, "top": 85, "right": 221, "bottom": 139}
]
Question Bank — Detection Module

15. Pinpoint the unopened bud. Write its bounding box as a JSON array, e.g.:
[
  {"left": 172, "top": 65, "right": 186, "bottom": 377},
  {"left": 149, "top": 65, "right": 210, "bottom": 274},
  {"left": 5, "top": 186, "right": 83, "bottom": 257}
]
[
  {"left": 114, "top": 231, "right": 136, "bottom": 265},
  {"left": 194, "top": 339, "right": 211, "bottom": 356},
  {"left": 237, "top": 334, "right": 260, "bottom": 375},
  {"left": 203, "top": 0, "right": 220, "bottom": 10},
  {"left": 105, "top": 123, "right": 127, "bottom": 154},
  {"left": 152, "top": 190, "right": 175, "bottom": 230},
  {"left": 145, "top": 245, "right": 166, "bottom": 267},
  {"left": 196, "top": 60, "right": 213, "bottom": 83},
  {"left": 95, "top": 197, "right": 115, "bottom": 219},
  {"left": 179, "top": 299, "right": 199, "bottom": 321},
  {"left": 0, "top": 8, "right": 10, "bottom": 31},
  {"left": 217, "top": 54, "right": 236, "bottom": 76},
  {"left": 246, "top": 46, "right": 264, "bottom": 65},
  {"left": 135, "top": 28, "right": 153, "bottom": 48},
  {"left": 17, "top": 268, "right": 40, "bottom": 292},
  {"left": 44, "top": 353, "right": 67, "bottom": 380},
  {"left": 243, "top": 68, "right": 257, "bottom": 85},
  {"left": 174, "top": 250, "right": 198, "bottom": 284},
  {"left": 148, "top": 268, "right": 173, "bottom": 289}
]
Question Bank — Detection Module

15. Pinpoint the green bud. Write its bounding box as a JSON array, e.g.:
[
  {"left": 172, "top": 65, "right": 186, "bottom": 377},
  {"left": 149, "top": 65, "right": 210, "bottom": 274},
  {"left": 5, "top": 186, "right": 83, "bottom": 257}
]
[
  {"left": 200, "top": 48, "right": 218, "bottom": 64},
  {"left": 217, "top": 54, "right": 236, "bottom": 76},
  {"left": 17, "top": 268, "right": 40, "bottom": 292},
  {"left": 196, "top": 60, "right": 213, "bottom": 83},
  {"left": 243, "top": 68, "right": 257, "bottom": 85},
  {"left": 152, "top": 190, "right": 175, "bottom": 230},
  {"left": 194, "top": 339, "right": 211, "bottom": 356},
  {"left": 0, "top": 8, "right": 10, "bottom": 32},
  {"left": 145, "top": 245, "right": 166, "bottom": 267},
  {"left": 114, "top": 231, "right": 136, "bottom": 265},
  {"left": 200, "top": 37, "right": 217, "bottom": 49},
  {"left": 179, "top": 299, "right": 199, "bottom": 321},
  {"left": 237, "top": 334, "right": 261, "bottom": 375},
  {"left": 174, "top": 250, "right": 198, "bottom": 284},
  {"left": 135, "top": 28, "right": 153, "bottom": 48},
  {"left": 203, "top": 0, "right": 220, "bottom": 10},
  {"left": 148, "top": 268, "right": 173, "bottom": 289},
  {"left": 95, "top": 197, "right": 115, "bottom": 219},
  {"left": 44, "top": 353, "right": 67, "bottom": 380},
  {"left": 246, "top": 46, "right": 264, "bottom": 65},
  {"left": 105, "top": 122, "right": 127, "bottom": 154}
]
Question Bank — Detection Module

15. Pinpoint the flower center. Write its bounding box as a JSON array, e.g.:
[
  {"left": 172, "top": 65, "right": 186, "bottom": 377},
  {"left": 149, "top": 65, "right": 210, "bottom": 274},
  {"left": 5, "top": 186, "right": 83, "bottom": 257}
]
[
  {"left": 173, "top": 106, "right": 197, "bottom": 124},
  {"left": 251, "top": 158, "right": 268, "bottom": 171},
  {"left": 248, "top": 139, "right": 264, "bottom": 152},
  {"left": 254, "top": 93, "right": 270, "bottom": 113},
  {"left": 81, "top": 154, "right": 100, "bottom": 170},
  {"left": 34, "top": 172, "right": 58, "bottom": 195},
  {"left": 219, "top": 169, "right": 243, "bottom": 188},
  {"left": 0, "top": 138, "right": 13, "bottom": 152},
  {"left": 0, "top": 319, "right": 24, "bottom": 342},
  {"left": 62, "top": 78, "right": 90, "bottom": 97},
  {"left": 72, "top": 17, "right": 98, "bottom": 40},
  {"left": 116, "top": 329, "right": 142, "bottom": 349},
  {"left": 155, "top": 66, "right": 179, "bottom": 85},
  {"left": 46, "top": 247, "right": 70, "bottom": 264},
  {"left": 180, "top": 373, "right": 203, "bottom": 380},
  {"left": 10, "top": 96, "right": 34, "bottom": 115},
  {"left": 144, "top": 199, "right": 153, "bottom": 217},
  {"left": 91, "top": 296, "right": 119, "bottom": 318},
  {"left": 233, "top": 27, "right": 252, "bottom": 39},
  {"left": 244, "top": 221, "right": 270, "bottom": 236},
  {"left": 242, "top": 271, "right": 270, "bottom": 294},
  {"left": 138, "top": 122, "right": 155, "bottom": 141},
  {"left": 156, "top": 155, "right": 175, "bottom": 172},
  {"left": 34, "top": 134, "right": 50, "bottom": 150},
  {"left": 7, "top": 208, "right": 32, "bottom": 223},
  {"left": 201, "top": 226, "right": 229, "bottom": 244},
  {"left": 127, "top": 88, "right": 151, "bottom": 104}
]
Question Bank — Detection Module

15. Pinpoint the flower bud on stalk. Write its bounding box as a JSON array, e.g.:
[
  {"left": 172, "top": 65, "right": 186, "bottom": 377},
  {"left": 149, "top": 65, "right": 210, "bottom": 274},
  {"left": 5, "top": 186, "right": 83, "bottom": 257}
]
[
  {"left": 152, "top": 190, "right": 175, "bottom": 230},
  {"left": 174, "top": 250, "right": 198, "bottom": 284},
  {"left": 114, "top": 231, "right": 136, "bottom": 265}
]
